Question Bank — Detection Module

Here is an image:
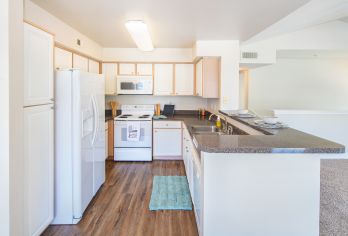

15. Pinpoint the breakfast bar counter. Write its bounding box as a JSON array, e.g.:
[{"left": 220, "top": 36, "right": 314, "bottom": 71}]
[
  {"left": 164, "top": 113, "right": 345, "bottom": 154},
  {"left": 162, "top": 112, "right": 345, "bottom": 236}
]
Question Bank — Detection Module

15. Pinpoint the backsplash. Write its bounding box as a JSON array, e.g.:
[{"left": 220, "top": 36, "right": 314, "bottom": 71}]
[{"left": 105, "top": 95, "right": 209, "bottom": 110}]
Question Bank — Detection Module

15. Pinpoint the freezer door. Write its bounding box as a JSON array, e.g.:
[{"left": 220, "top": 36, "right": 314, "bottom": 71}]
[
  {"left": 72, "top": 70, "right": 95, "bottom": 219},
  {"left": 91, "top": 74, "right": 106, "bottom": 194}
]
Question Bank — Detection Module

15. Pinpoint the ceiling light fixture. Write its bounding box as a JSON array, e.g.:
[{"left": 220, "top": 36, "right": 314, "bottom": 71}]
[{"left": 125, "top": 20, "right": 154, "bottom": 51}]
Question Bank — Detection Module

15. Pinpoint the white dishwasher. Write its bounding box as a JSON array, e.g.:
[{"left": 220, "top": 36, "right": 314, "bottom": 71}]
[{"left": 153, "top": 121, "right": 182, "bottom": 160}]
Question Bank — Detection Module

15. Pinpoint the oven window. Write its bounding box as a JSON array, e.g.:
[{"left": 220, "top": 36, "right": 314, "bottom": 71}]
[
  {"left": 121, "top": 128, "right": 145, "bottom": 141},
  {"left": 121, "top": 82, "right": 135, "bottom": 90}
]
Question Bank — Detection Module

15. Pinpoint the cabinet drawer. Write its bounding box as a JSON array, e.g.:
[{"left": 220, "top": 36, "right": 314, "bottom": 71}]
[{"left": 153, "top": 121, "right": 182, "bottom": 129}]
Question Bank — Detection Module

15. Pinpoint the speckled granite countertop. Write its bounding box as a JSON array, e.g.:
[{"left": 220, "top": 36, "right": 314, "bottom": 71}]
[{"left": 159, "top": 114, "right": 345, "bottom": 154}]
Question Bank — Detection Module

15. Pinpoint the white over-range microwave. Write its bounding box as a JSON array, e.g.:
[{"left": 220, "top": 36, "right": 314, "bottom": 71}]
[{"left": 117, "top": 76, "right": 153, "bottom": 95}]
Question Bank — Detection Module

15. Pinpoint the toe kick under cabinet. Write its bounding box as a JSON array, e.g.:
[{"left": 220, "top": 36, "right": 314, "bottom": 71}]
[{"left": 153, "top": 121, "right": 182, "bottom": 160}]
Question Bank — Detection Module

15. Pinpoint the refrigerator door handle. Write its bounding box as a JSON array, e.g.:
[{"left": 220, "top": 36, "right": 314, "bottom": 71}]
[{"left": 91, "top": 96, "right": 98, "bottom": 146}]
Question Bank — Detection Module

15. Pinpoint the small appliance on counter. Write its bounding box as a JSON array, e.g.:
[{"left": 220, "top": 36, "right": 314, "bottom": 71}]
[{"left": 162, "top": 104, "right": 175, "bottom": 117}]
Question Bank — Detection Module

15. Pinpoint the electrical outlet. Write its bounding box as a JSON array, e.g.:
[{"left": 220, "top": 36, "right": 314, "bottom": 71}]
[{"left": 223, "top": 96, "right": 229, "bottom": 105}]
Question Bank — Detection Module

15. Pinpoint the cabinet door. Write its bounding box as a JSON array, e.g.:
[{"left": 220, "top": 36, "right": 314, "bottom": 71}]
[
  {"left": 153, "top": 128, "right": 182, "bottom": 156},
  {"left": 119, "top": 63, "right": 136, "bottom": 75},
  {"left": 54, "top": 47, "right": 72, "bottom": 70},
  {"left": 137, "top": 63, "right": 153, "bottom": 75},
  {"left": 88, "top": 59, "right": 100, "bottom": 74},
  {"left": 175, "top": 64, "right": 194, "bottom": 95},
  {"left": 154, "top": 64, "right": 174, "bottom": 95},
  {"left": 73, "top": 54, "right": 89, "bottom": 71},
  {"left": 192, "top": 148, "right": 202, "bottom": 233},
  {"left": 195, "top": 60, "right": 203, "bottom": 96},
  {"left": 102, "top": 63, "right": 118, "bottom": 95},
  {"left": 202, "top": 57, "right": 220, "bottom": 98},
  {"left": 24, "top": 23, "right": 54, "bottom": 106},
  {"left": 24, "top": 104, "right": 54, "bottom": 236}
]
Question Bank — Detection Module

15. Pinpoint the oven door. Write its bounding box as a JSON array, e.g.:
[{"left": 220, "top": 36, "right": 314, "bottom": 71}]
[{"left": 114, "top": 120, "right": 152, "bottom": 147}]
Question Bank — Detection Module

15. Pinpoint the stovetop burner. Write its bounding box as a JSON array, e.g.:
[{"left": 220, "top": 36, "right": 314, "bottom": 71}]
[
  {"left": 118, "top": 114, "right": 133, "bottom": 118},
  {"left": 139, "top": 115, "right": 150, "bottom": 118}
]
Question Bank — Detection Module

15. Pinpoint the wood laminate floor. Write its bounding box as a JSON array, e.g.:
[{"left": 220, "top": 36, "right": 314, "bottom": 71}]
[{"left": 42, "top": 160, "right": 198, "bottom": 236}]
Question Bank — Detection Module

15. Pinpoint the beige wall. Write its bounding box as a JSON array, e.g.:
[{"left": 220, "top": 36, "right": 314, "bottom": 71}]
[
  {"left": 103, "top": 48, "right": 193, "bottom": 62},
  {"left": 1, "top": 0, "right": 25, "bottom": 235},
  {"left": 249, "top": 57, "right": 348, "bottom": 115},
  {"left": 0, "top": 0, "right": 10, "bottom": 233},
  {"left": 104, "top": 47, "right": 209, "bottom": 110},
  {"left": 194, "top": 40, "right": 240, "bottom": 110},
  {"left": 24, "top": 0, "right": 103, "bottom": 59},
  {"left": 106, "top": 95, "right": 208, "bottom": 110}
]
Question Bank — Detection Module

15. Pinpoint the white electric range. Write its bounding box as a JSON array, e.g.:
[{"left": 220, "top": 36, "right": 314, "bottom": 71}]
[{"left": 114, "top": 105, "right": 154, "bottom": 161}]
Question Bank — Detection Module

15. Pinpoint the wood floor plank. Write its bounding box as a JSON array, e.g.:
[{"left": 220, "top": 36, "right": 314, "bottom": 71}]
[{"left": 42, "top": 160, "right": 198, "bottom": 236}]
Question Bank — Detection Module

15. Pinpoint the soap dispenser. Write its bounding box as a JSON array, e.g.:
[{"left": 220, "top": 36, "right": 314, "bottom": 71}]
[{"left": 216, "top": 116, "right": 222, "bottom": 129}]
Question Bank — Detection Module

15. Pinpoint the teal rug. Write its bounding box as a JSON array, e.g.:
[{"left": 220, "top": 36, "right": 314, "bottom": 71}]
[{"left": 149, "top": 176, "right": 192, "bottom": 211}]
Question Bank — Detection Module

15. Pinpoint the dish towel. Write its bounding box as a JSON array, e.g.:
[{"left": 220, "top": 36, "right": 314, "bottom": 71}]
[{"left": 127, "top": 122, "right": 140, "bottom": 141}]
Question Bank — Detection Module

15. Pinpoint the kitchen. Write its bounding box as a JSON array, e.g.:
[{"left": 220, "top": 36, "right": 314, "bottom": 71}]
[{"left": 2, "top": 0, "right": 348, "bottom": 236}]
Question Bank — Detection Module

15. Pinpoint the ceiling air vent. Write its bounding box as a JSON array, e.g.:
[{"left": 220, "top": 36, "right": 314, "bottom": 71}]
[{"left": 241, "top": 51, "right": 258, "bottom": 59}]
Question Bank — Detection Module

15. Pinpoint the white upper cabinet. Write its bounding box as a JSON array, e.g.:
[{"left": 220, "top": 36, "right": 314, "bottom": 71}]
[
  {"left": 195, "top": 57, "right": 220, "bottom": 98},
  {"left": 54, "top": 47, "right": 72, "bottom": 70},
  {"left": 175, "top": 64, "right": 194, "bottom": 95},
  {"left": 154, "top": 64, "right": 174, "bottom": 95},
  {"left": 88, "top": 59, "right": 100, "bottom": 74},
  {"left": 73, "top": 54, "right": 89, "bottom": 71},
  {"left": 195, "top": 60, "right": 203, "bottom": 97},
  {"left": 102, "top": 63, "right": 118, "bottom": 95},
  {"left": 24, "top": 23, "right": 54, "bottom": 106},
  {"left": 136, "top": 63, "right": 153, "bottom": 75},
  {"left": 119, "top": 63, "right": 136, "bottom": 75}
]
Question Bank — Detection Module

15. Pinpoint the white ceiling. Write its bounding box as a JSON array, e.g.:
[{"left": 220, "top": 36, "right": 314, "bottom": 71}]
[
  {"left": 31, "top": 0, "right": 310, "bottom": 48},
  {"left": 245, "top": 0, "right": 348, "bottom": 44}
]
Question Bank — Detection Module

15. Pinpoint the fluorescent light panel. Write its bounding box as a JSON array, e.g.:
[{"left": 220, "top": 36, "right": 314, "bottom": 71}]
[{"left": 125, "top": 20, "right": 154, "bottom": 51}]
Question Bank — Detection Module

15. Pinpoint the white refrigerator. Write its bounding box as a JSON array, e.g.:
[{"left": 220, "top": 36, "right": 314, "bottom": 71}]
[{"left": 53, "top": 69, "right": 105, "bottom": 224}]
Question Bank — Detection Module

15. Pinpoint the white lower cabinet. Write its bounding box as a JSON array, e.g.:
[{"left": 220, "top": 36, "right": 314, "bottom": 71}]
[
  {"left": 183, "top": 124, "right": 202, "bottom": 235},
  {"left": 183, "top": 127, "right": 194, "bottom": 195},
  {"left": 192, "top": 147, "right": 202, "bottom": 234},
  {"left": 153, "top": 121, "right": 182, "bottom": 159},
  {"left": 24, "top": 104, "right": 54, "bottom": 236}
]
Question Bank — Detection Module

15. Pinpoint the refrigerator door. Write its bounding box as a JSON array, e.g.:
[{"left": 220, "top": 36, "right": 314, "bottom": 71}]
[
  {"left": 91, "top": 74, "right": 106, "bottom": 194},
  {"left": 72, "top": 70, "right": 95, "bottom": 220}
]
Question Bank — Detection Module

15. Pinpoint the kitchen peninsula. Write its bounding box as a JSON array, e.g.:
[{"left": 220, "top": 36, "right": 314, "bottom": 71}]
[{"left": 170, "top": 110, "right": 345, "bottom": 236}]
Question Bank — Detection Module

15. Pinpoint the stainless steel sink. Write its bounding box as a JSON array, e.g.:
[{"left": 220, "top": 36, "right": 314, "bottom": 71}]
[{"left": 191, "top": 126, "right": 226, "bottom": 135}]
